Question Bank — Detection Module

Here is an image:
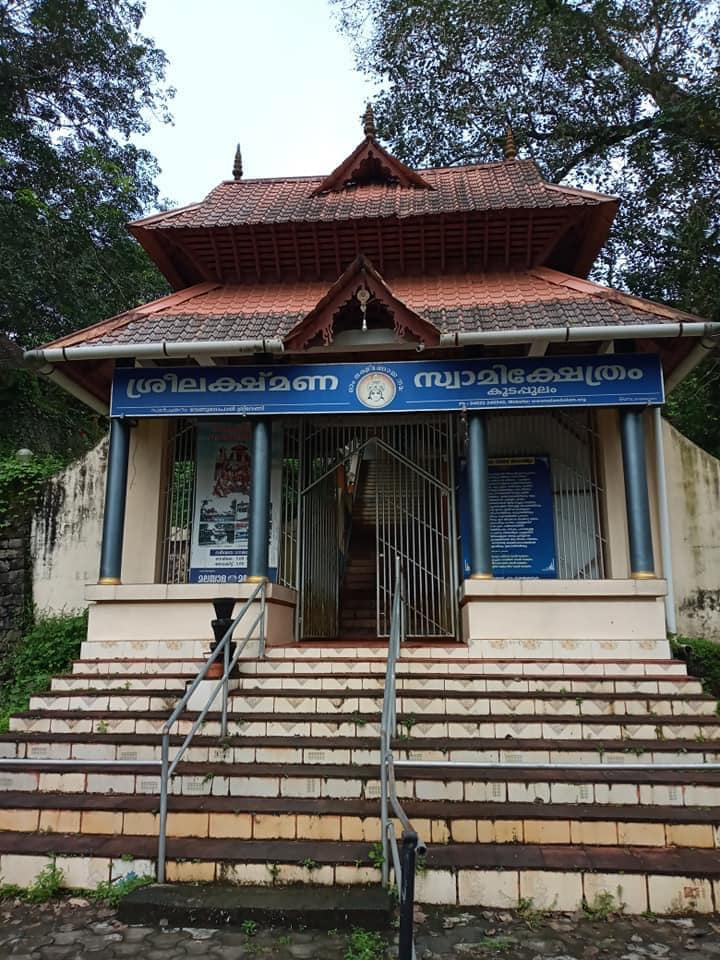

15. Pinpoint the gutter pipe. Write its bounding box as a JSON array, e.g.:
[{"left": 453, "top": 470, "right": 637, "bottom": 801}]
[
  {"left": 439, "top": 321, "right": 720, "bottom": 349},
  {"left": 652, "top": 407, "right": 677, "bottom": 635},
  {"left": 664, "top": 335, "right": 718, "bottom": 393},
  {"left": 24, "top": 337, "right": 285, "bottom": 365}
]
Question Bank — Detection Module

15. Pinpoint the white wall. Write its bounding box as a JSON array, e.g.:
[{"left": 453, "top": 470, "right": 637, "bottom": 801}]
[
  {"left": 31, "top": 439, "right": 107, "bottom": 615},
  {"left": 665, "top": 420, "right": 720, "bottom": 640}
]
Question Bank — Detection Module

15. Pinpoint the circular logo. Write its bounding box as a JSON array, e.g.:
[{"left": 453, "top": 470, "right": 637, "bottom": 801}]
[{"left": 355, "top": 372, "right": 397, "bottom": 409}]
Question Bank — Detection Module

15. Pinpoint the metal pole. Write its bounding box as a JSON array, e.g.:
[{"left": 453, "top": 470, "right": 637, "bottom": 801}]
[
  {"left": 221, "top": 636, "right": 229, "bottom": 738},
  {"left": 380, "top": 751, "right": 389, "bottom": 888},
  {"left": 247, "top": 419, "right": 271, "bottom": 582},
  {"left": 157, "top": 731, "right": 170, "bottom": 883},
  {"left": 466, "top": 413, "right": 493, "bottom": 579},
  {"left": 98, "top": 418, "right": 132, "bottom": 584},
  {"left": 619, "top": 408, "right": 656, "bottom": 578},
  {"left": 653, "top": 407, "right": 677, "bottom": 634},
  {"left": 398, "top": 830, "right": 418, "bottom": 960}
]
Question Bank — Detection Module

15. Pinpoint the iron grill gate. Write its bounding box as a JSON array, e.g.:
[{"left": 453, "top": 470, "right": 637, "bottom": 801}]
[
  {"left": 159, "top": 419, "right": 196, "bottom": 585},
  {"left": 486, "top": 409, "right": 606, "bottom": 579},
  {"left": 291, "top": 417, "right": 458, "bottom": 640}
]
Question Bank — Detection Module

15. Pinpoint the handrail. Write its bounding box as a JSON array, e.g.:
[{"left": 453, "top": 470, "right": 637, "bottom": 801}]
[
  {"left": 157, "top": 580, "right": 266, "bottom": 883},
  {"left": 380, "top": 556, "right": 425, "bottom": 960}
]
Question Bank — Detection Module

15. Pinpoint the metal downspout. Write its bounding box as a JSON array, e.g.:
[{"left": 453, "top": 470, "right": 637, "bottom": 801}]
[{"left": 653, "top": 407, "right": 677, "bottom": 634}]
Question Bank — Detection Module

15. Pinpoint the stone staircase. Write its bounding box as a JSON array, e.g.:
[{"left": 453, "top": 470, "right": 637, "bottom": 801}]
[{"left": 0, "top": 642, "right": 720, "bottom": 913}]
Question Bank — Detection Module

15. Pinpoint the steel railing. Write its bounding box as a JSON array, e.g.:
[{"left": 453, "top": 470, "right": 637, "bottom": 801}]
[
  {"left": 380, "top": 557, "right": 425, "bottom": 960},
  {"left": 157, "top": 581, "right": 266, "bottom": 882}
]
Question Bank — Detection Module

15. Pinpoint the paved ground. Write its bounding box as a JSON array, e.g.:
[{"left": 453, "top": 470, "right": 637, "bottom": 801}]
[{"left": 0, "top": 897, "right": 719, "bottom": 959}]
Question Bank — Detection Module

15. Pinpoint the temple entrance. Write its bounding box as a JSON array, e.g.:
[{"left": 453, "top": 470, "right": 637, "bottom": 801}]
[{"left": 286, "top": 416, "right": 457, "bottom": 641}]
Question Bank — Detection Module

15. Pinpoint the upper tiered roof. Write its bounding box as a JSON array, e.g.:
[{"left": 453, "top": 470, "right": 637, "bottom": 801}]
[
  {"left": 26, "top": 107, "right": 716, "bottom": 409},
  {"left": 129, "top": 115, "right": 618, "bottom": 287}
]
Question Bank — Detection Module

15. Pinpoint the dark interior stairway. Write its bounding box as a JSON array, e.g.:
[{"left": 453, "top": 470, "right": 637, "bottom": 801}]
[{"left": 338, "top": 459, "right": 378, "bottom": 638}]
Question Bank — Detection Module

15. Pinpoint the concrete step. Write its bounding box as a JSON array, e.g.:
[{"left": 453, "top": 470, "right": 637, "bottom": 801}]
[
  {"left": 3, "top": 732, "right": 719, "bottom": 766},
  {"left": 0, "top": 833, "right": 719, "bottom": 912},
  {"left": 1, "top": 791, "right": 718, "bottom": 849},
  {"left": 11, "top": 707, "right": 720, "bottom": 741},
  {"left": 1, "top": 760, "right": 718, "bottom": 808},
  {"left": 53, "top": 670, "right": 706, "bottom": 697},
  {"left": 29, "top": 686, "right": 717, "bottom": 719},
  {"left": 117, "top": 882, "right": 392, "bottom": 931}
]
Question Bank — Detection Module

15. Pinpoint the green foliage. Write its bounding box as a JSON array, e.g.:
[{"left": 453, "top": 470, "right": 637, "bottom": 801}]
[
  {"left": 334, "top": 0, "right": 720, "bottom": 456},
  {"left": 516, "top": 895, "right": 552, "bottom": 928},
  {"left": 0, "top": 861, "right": 66, "bottom": 903},
  {"left": 344, "top": 928, "right": 386, "bottom": 960},
  {"left": 0, "top": 0, "right": 172, "bottom": 349},
  {"left": 241, "top": 919, "right": 258, "bottom": 937},
  {"left": 664, "top": 360, "right": 720, "bottom": 460},
  {"left": 477, "top": 936, "right": 515, "bottom": 953},
  {"left": 582, "top": 888, "right": 625, "bottom": 920},
  {"left": 367, "top": 842, "right": 385, "bottom": 869},
  {"left": 0, "top": 369, "right": 105, "bottom": 462},
  {"left": 90, "top": 872, "right": 154, "bottom": 907},
  {"left": 0, "top": 611, "right": 87, "bottom": 731},
  {"left": 671, "top": 636, "right": 720, "bottom": 699},
  {"left": 0, "top": 451, "right": 63, "bottom": 532}
]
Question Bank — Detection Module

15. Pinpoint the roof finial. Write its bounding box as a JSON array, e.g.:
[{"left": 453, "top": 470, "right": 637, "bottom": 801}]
[
  {"left": 363, "top": 103, "right": 376, "bottom": 139},
  {"left": 232, "top": 143, "right": 243, "bottom": 180},
  {"left": 504, "top": 123, "right": 517, "bottom": 161}
]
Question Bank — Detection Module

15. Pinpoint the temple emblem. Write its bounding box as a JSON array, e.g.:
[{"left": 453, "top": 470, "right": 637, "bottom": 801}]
[{"left": 355, "top": 372, "right": 397, "bottom": 409}]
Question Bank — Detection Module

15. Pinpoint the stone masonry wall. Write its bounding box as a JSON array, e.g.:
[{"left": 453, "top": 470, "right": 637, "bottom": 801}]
[{"left": 0, "top": 521, "right": 29, "bottom": 658}]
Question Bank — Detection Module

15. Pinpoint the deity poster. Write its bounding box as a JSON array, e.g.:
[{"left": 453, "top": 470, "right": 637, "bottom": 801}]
[{"left": 189, "top": 422, "right": 252, "bottom": 584}]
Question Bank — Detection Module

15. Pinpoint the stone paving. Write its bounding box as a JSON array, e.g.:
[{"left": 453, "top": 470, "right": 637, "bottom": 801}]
[{"left": 0, "top": 897, "right": 719, "bottom": 959}]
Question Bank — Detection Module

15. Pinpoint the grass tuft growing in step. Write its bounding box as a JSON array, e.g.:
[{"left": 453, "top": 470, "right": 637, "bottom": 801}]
[
  {"left": 345, "top": 927, "right": 386, "bottom": 960},
  {"left": 0, "top": 611, "right": 87, "bottom": 731},
  {"left": 671, "top": 636, "right": 720, "bottom": 701}
]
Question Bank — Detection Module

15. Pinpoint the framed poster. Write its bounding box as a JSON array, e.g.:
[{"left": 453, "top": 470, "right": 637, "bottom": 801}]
[{"left": 189, "top": 421, "right": 280, "bottom": 584}]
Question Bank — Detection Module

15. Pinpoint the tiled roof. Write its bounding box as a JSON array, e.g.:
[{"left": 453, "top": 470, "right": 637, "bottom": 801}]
[
  {"left": 133, "top": 161, "right": 611, "bottom": 231},
  {"left": 43, "top": 269, "right": 695, "bottom": 352}
]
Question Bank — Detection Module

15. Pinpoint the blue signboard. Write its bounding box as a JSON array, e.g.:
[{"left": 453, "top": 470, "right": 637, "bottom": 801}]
[
  {"left": 110, "top": 354, "right": 664, "bottom": 417},
  {"left": 459, "top": 456, "right": 557, "bottom": 578}
]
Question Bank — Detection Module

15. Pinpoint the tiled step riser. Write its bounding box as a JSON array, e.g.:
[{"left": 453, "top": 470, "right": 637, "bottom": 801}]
[
  {"left": 11, "top": 714, "right": 718, "bottom": 741},
  {"left": 55, "top": 674, "right": 705, "bottom": 695},
  {"left": 70, "top": 656, "right": 691, "bottom": 679},
  {"left": 5, "top": 740, "right": 720, "bottom": 767},
  {"left": 1, "top": 808, "right": 718, "bottom": 849},
  {"left": 263, "top": 645, "right": 677, "bottom": 662},
  {"left": 2, "top": 769, "right": 718, "bottom": 807},
  {"left": 30, "top": 692, "right": 716, "bottom": 718},
  {"left": 72, "top": 660, "right": 203, "bottom": 677},
  {"left": 1, "top": 852, "right": 718, "bottom": 914}
]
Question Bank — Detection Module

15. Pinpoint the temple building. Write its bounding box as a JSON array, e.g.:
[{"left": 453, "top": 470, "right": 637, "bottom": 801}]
[{"left": 7, "top": 109, "right": 720, "bottom": 911}]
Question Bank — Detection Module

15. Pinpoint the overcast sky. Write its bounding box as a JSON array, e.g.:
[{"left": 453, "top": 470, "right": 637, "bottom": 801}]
[{"left": 139, "top": 0, "right": 376, "bottom": 207}]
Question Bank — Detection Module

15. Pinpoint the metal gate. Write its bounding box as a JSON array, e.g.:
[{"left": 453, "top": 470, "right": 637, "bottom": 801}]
[{"left": 295, "top": 417, "right": 457, "bottom": 640}]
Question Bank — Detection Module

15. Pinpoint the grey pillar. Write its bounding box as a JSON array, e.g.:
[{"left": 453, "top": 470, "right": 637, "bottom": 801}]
[
  {"left": 98, "top": 418, "right": 131, "bottom": 584},
  {"left": 246, "top": 419, "right": 271, "bottom": 582},
  {"left": 620, "top": 408, "right": 656, "bottom": 578},
  {"left": 467, "top": 413, "right": 493, "bottom": 579}
]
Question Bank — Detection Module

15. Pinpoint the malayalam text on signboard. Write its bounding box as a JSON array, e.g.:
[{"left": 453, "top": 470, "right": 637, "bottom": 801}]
[{"left": 111, "top": 354, "right": 664, "bottom": 418}]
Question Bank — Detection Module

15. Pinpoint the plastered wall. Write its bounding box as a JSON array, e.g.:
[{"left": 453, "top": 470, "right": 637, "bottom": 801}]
[
  {"left": 664, "top": 420, "right": 720, "bottom": 640},
  {"left": 31, "top": 438, "right": 107, "bottom": 614}
]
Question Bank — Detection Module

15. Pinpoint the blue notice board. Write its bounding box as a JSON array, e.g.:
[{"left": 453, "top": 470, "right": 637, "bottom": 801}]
[
  {"left": 459, "top": 456, "right": 557, "bottom": 578},
  {"left": 110, "top": 354, "right": 664, "bottom": 418}
]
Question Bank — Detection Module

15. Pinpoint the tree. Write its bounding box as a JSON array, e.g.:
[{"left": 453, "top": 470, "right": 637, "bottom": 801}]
[
  {"left": 0, "top": 0, "right": 172, "bottom": 347},
  {"left": 334, "top": 0, "right": 720, "bottom": 455}
]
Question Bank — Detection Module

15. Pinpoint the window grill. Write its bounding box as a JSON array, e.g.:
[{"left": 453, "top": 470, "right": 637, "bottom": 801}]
[{"left": 159, "top": 420, "right": 196, "bottom": 585}]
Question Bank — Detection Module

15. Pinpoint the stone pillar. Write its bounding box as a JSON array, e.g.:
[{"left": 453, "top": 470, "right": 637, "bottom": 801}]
[
  {"left": 98, "top": 418, "right": 131, "bottom": 585},
  {"left": 467, "top": 413, "right": 493, "bottom": 579},
  {"left": 620, "top": 408, "right": 655, "bottom": 579},
  {"left": 246, "top": 419, "right": 271, "bottom": 582}
]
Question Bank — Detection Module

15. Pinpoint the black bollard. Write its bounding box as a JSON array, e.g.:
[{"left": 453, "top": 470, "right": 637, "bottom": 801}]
[
  {"left": 398, "top": 830, "right": 418, "bottom": 960},
  {"left": 211, "top": 597, "right": 236, "bottom": 667}
]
